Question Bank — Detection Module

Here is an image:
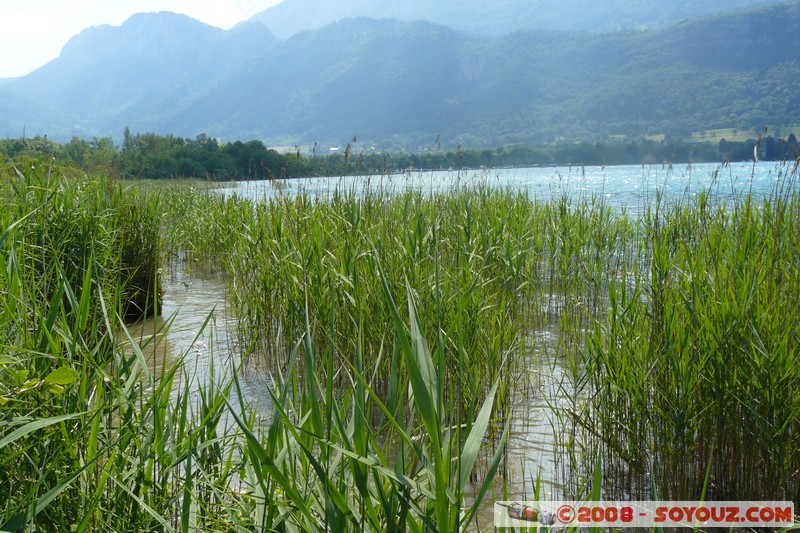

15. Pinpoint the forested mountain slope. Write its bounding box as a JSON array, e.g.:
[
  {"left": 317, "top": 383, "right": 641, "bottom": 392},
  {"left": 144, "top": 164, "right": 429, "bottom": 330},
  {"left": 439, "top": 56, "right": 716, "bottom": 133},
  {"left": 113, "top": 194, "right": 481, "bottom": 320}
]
[{"left": 1, "top": 4, "right": 797, "bottom": 148}]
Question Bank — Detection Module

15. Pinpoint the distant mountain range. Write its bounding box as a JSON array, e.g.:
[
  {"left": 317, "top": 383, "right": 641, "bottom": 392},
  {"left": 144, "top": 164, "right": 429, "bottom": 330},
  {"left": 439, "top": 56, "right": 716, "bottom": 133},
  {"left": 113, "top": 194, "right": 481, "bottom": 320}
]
[
  {"left": 2, "top": 2, "right": 799, "bottom": 148},
  {"left": 249, "top": 0, "right": 788, "bottom": 38},
  {"left": 0, "top": 12, "right": 279, "bottom": 139}
]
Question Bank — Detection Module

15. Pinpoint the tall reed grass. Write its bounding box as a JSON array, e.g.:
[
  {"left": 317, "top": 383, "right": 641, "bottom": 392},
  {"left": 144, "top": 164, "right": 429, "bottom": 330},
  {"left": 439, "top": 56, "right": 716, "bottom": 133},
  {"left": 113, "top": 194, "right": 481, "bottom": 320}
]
[
  {"left": 570, "top": 180, "right": 800, "bottom": 503},
  {"left": 2, "top": 160, "right": 798, "bottom": 531},
  {"left": 143, "top": 169, "right": 800, "bottom": 508},
  {"left": 0, "top": 166, "right": 511, "bottom": 530},
  {"left": 223, "top": 186, "right": 539, "bottom": 421},
  {"left": 0, "top": 162, "right": 172, "bottom": 530}
]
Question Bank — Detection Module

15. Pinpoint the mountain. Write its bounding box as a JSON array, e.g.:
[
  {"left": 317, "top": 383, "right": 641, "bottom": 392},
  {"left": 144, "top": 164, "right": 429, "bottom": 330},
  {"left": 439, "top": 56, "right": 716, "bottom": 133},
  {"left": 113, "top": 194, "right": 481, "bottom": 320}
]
[
  {"left": 0, "top": 89, "right": 80, "bottom": 139},
  {"left": 165, "top": 18, "right": 468, "bottom": 144},
  {"left": 249, "top": 0, "right": 789, "bottom": 39},
  {"left": 172, "top": 4, "right": 800, "bottom": 146},
  {"left": 2, "top": 4, "right": 799, "bottom": 148},
  {"left": 1, "top": 12, "right": 279, "bottom": 138}
]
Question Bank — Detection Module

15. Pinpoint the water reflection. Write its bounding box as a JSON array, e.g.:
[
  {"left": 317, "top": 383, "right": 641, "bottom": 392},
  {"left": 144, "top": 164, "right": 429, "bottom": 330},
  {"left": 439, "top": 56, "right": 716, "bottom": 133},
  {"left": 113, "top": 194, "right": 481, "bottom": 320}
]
[
  {"left": 465, "top": 321, "right": 578, "bottom": 529},
  {"left": 120, "top": 268, "right": 273, "bottom": 422}
]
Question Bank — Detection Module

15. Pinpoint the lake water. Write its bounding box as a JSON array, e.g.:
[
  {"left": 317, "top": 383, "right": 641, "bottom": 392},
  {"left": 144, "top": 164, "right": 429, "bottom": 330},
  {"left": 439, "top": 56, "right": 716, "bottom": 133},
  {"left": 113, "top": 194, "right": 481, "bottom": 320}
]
[
  {"left": 122, "top": 267, "right": 274, "bottom": 426},
  {"left": 219, "top": 160, "right": 797, "bottom": 213}
]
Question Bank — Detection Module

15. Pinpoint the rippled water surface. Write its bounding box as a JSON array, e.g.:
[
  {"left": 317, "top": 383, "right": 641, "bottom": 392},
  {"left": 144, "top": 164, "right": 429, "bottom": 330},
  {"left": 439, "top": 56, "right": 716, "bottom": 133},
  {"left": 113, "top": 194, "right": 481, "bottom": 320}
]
[
  {"left": 220, "top": 161, "right": 794, "bottom": 213},
  {"left": 123, "top": 268, "right": 274, "bottom": 423}
]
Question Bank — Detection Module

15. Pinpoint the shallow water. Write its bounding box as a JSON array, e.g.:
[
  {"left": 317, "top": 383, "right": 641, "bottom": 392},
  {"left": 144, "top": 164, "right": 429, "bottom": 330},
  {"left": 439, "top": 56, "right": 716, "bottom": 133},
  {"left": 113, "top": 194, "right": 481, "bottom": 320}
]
[
  {"left": 126, "top": 267, "right": 577, "bottom": 529},
  {"left": 464, "top": 321, "right": 576, "bottom": 530},
  {"left": 121, "top": 268, "right": 274, "bottom": 423}
]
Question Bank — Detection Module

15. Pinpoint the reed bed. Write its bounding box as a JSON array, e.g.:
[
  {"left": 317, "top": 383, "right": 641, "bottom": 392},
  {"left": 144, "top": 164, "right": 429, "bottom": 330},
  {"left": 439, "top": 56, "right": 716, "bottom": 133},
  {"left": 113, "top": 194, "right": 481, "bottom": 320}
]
[
  {"left": 570, "top": 179, "right": 800, "bottom": 504},
  {"left": 0, "top": 166, "right": 514, "bottom": 531},
  {"left": 223, "top": 186, "right": 539, "bottom": 421},
  {"left": 2, "top": 160, "right": 799, "bottom": 531},
  {"left": 0, "top": 162, "right": 185, "bottom": 531}
]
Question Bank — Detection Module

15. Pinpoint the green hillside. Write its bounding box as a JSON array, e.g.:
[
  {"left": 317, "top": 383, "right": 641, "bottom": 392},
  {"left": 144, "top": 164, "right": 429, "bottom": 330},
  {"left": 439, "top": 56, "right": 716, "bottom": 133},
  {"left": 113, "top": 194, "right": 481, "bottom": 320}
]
[
  {"left": 175, "top": 4, "right": 800, "bottom": 147},
  {"left": 1, "top": 4, "right": 798, "bottom": 148}
]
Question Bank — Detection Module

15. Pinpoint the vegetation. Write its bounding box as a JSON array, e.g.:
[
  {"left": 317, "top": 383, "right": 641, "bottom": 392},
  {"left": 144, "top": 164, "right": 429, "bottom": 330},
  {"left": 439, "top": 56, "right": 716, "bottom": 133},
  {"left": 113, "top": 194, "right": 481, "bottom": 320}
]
[
  {"left": 0, "top": 162, "right": 513, "bottom": 531},
  {"left": 0, "top": 133, "right": 305, "bottom": 181},
  {"left": 0, "top": 162, "right": 167, "bottom": 531},
  {"left": 2, "top": 154, "right": 799, "bottom": 531},
  {"left": 560, "top": 161, "right": 800, "bottom": 504},
  {"left": 4, "top": 132, "right": 798, "bottom": 185}
]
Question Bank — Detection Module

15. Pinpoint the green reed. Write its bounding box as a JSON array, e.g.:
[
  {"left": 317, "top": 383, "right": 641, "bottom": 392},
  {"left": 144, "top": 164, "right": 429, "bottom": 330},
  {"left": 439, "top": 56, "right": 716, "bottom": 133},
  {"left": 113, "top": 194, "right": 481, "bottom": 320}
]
[
  {"left": 0, "top": 163, "right": 172, "bottom": 530},
  {"left": 566, "top": 176, "right": 800, "bottom": 504},
  {"left": 3, "top": 161, "right": 798, "bottom": 531},
  {"left": 227, "top": 281, "right": 508, "bottom": 531},
  {"left": 223, "top": 185, "right": 538, "bottom": 424},
  {"left": 1, "top": 167, "right": 513, "bottom": 531}
]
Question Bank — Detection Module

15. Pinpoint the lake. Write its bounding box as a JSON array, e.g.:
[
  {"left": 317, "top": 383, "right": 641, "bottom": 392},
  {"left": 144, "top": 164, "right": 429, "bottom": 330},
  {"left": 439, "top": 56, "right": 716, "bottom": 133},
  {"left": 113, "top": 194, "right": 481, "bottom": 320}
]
[{"left": 219, "top": 160, "right": 796, "bottom": 212}]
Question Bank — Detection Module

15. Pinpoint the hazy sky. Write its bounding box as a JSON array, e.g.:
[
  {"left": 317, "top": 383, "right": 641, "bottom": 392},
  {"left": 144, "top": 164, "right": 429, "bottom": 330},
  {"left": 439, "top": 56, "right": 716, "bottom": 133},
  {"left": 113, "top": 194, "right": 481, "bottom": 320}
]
[{"left": 0, "top": 0, "right": 282, "bottom": 78}]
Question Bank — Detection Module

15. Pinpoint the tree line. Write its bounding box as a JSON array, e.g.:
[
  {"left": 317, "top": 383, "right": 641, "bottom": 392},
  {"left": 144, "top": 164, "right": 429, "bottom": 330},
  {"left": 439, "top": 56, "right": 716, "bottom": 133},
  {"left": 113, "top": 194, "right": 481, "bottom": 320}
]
[
  {"left": 1, "top": 131, "right": 797, "bottom": 180},
  {"left": 0, "top": 131, "right": 305, "bottom": 180}
]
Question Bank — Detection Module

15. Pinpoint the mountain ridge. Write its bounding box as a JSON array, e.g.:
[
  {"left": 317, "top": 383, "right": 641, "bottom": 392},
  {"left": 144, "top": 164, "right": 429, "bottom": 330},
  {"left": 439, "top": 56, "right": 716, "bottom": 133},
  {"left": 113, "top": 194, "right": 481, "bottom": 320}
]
[
  {"left": 249, "top": 0, "right": 789, "bottom": 38},
  {"left": 2, "top": 3, "right": 799, "bottom": 148},
  {"left": 1, "top": 12, "right": 279, "bottom": 138}
]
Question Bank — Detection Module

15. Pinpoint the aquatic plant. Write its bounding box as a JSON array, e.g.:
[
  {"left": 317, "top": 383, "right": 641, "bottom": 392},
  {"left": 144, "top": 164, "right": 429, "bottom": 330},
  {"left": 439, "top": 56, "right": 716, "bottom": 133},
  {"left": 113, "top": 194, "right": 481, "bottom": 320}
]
[
  {"left": 2, "top": 161, "right": 798, "bottom": 532},
  {"left": 565, "top": 166, "right": 800, "bottom": 504}
]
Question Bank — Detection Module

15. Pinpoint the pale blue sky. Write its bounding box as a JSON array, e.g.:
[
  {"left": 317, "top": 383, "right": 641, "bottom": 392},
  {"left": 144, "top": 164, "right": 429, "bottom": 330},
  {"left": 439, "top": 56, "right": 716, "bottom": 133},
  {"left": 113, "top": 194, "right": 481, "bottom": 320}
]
[{"left": 0, "top": 0, "right": 282, "bottom": 78}]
